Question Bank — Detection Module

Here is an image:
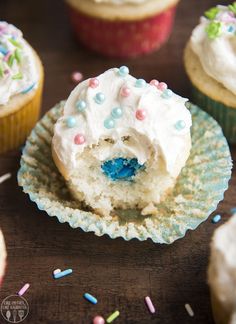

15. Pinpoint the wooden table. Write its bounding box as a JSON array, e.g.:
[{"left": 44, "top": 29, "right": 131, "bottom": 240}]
[{"left": 0, "top": 0, "right": 235, "bottom": 323}]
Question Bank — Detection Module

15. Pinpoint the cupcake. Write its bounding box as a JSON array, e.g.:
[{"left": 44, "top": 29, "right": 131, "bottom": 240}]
[
  {"left": 0, "top": 21, "right": 44, "bottom": 154},
  {"left": 208, "top": 215, "right": 236, "bottom": 324},
  {"left": 65, "top": 0, "right": 180, "bottom": 58},
  {"left": 52, "top": 67, "right": 192, "bottom": 217},
  {"left": 184, "top": 3, "right": 236, "bottom": 143},
  {"left": 0, "top": 229, "right": 7, "bottom": 286}
]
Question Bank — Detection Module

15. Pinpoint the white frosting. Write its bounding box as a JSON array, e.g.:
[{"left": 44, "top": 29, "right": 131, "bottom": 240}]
[
  {"left": 209, "top": 215, "right": 236, "bottom": 320},
  {"left": 93, "top": 0, "right": 146, "bottom": 4},
  {"left": 190, "top": 5, "right": 236, "bottom": 95},
  {"left": 0, "top": 21, "right": 39, "bottom": 105},
  {"left": 53, "top": 68, "right": 192, "bottom": 179}
]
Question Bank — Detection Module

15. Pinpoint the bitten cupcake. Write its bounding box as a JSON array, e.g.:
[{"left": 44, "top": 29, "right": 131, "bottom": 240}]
[
  {"left": 52, "top": 67, "right": 192, "bottom": 217},
  {"left": 184, "top": 3, "right": 236, "bottom": 143},
  {"left": 0, "top": 229, "right": 7, "bottom": 286},
  {"left": 208, "top": 215, "right": 236, "bottom": 324},
  {"left": 65, "top": 0, "right": 180, "bottom": 58},
  {"left": 0, "top": 21, "right": 44, "bottom": 154}
]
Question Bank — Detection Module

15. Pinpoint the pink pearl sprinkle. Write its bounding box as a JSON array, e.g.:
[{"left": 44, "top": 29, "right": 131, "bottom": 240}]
[
  {"left": 120, "top": 86, "right": 131, "bottom": 97},
  {"left": 93, "top": 315, "right": 105, "bottom": 324},
  {"left": 150, "top": 79, "right": 159, "bottom": 87},
  {"left": 74, "top": 134, "right": 86, "bottom": 145},
  {"left": 136, "top": 109, "right": 146, "bottom": 121},
  {"left": 89, "top": 78, "right": 99, "bottom": 88},
  {"left": 53, "top": 269, "right": 61, "bottom": 275},
  {"left": 71, "top": 71, "right": 83, "bottom": 83},
  {"left": 157, "top": 82, "right": 167, "bottom": 91}
]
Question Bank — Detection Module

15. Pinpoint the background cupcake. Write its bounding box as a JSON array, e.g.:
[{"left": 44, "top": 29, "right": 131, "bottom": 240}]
[
  {"left": 0, "top": 229, "right": 7, "bottom": 286},
  {"left": 65, "top": 0, "right": 180, "bottom": 58},
  {"left": 0, "top": 21, "right": 44, "bottom": 154},
  {"left": 184, "top": 3, "right": 236, "bottom": 143},
  {"left": 208, "top": 214, "right": 236, "bottom": 324}
]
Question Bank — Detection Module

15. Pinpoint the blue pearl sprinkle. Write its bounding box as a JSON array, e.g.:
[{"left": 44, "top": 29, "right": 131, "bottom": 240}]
[
  {"left": 76, "top": 99, "right": 87, "bottom": 112},
  {"left": 228, "top": 25, "right": 235, "bottom": 33},
  {"left": 104, "top": 118, "right": 115, "bottom": 129},
  {"left": 118, "top": 66, "right": 129, "bottom": 77},
  {"left": 135, "top": 79, "right": 146, "bottom": 88},
  {"left": 111, "top": 107, "right": 123, "bottom": 119},
  {"left": 94, "top": 92, "right": 105, "bottom": 104},
  {"left": 212, "top": 214, "right": 221, "bottom": 224},
  {"left": 175, "top": 120, "right": 186, "bottom": 130},
  {"left": 66, "top": 116, "right": 76, "bottom": 128},
  {"left": 161, "top": 89, "right": 173, "bottom": 99}
]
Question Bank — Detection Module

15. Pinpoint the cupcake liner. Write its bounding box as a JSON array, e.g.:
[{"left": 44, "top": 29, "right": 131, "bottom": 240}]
[
  {"left": 0, "top": 78, "right": 43, "bottom": 154},
  {"left": 192, "top": 86, "right": 236, "bottom": 144},
  {"left": 17, "top": 102, "right": 232, "bottom": 244},
  {"left": 66, "top": 5, "right": 176, "bottom": 58}
]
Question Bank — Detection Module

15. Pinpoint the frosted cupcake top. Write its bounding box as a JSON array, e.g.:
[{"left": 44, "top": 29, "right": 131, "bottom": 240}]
[
  {"left": 190, "top": 3, "right": 236, "bottom": 95},
  {"left": 53, "top": 67, "right": 192, "bottom": 178},
  {"left": 0, "top": 21, "right": 39, "bottom": 105},
  {"left": 208, "top": 215, "right": 236, "bottom": 322},
  {"left": 93, "top": 0, "right": 146, "bottom": 4}
]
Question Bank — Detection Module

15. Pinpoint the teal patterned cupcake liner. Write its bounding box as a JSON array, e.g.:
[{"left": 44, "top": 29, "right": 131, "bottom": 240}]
[
  {"left": 193, "top": 86, "right": 236, "bottom": 143},
  {"left": 17, "top": 102, "right": 232, "bottom": 244}
]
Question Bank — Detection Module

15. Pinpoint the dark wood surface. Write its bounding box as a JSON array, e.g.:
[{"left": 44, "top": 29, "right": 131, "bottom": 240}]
[{"left": 0, "top": 0, "right": 235, "bottom": 323}]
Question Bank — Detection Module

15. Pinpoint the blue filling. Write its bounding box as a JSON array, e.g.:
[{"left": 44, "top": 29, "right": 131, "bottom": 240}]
[{"left": 101, "top": 157, "right": 144, "bottom": 181}]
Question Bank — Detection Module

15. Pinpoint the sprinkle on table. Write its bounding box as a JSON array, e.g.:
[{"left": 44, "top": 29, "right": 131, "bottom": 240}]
[
  {"left": 145, "top": 296, "right": 156, "bottom": 314},
  {"left": 106, "top": 310, "right": 120, "bottom": 323},
  {"left": 0, "top": 173, "right": 11, "bottom": 184},
  {"left": 212, "top": 214, "right": 221, "bottom": 224},
  {"left": 185, "top": 303, "right": 194, "bottom": 317},
  {"left": 18, "top": 283, "right": 30, "bottom": 296},
  {"left": 53, "top": 268, "right": 73, "bottom": 279},
  {"left": 53, "top": 269, "right": 61, "bottom": 276},
  {"left": 71, "top": 71, "right": 83, "bottom": 84},
  {"left": 93, "top": 315, "right": 105, "bottom": 324},
  {"left": 83, "top": 293, "right": 98, "bottom": 305}
]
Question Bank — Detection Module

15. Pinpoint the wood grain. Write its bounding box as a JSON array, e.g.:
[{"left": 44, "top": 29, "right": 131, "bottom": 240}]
[{"left": 0, "top": 0, "right": 235, "bottom": 323}]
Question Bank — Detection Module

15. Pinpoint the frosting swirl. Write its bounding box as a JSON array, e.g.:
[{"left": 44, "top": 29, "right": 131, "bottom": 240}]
[
  {"left": 190, "top": 4, "right": 236, "bottom": 95},
  {"left": 0, "top": 21, "right": 39, "bottom": 105},
  {"left": 53, "top": 67, "right": 192, "bottom": 179}
]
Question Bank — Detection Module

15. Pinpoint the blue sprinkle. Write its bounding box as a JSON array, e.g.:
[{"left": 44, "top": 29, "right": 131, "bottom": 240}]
[
  {"left": 76, "top": 99, "right": 86, "bottom": 112},
  {"left": 21, "top": 83, "right": 36, "bottom": 94},
  {"left": 0, "top": 45, "right": 8, "bottom": 55},
  {"left": 84, "top": 293, "right": 98, "bottom": 305},
  {"left": 161, "top": 89, "right": 173, "bottom": 99},
  {"left": 94, "top": 92, "right": 105, "bottom": 104},
  {"left": 54, "top": 269, "right": 73, "bottom": 279},
  {"left": 212, "top": 214, "right": 222, "bottom": 224},
  {"left": 230, "top": 207, "right": 236, "bottom": 214},
  {"left": 228, "top": 25, "right": 235, "bottom": 33},
  {"left": 104, "top": 118, "right": 115, "bottom": 129},
  {"left": 135, "top": 79, "right": 146, "bottom": 88},
  {"left": 175, "top": 120, "right": 186, "bottom": 130},
  {"left": 66, "top": 116, "right": 76, "bottom": 128},
  {"left": 118, "top": 66, "right": 129, "bottom": 77},
  {"left": 111, "top": 107, "right": 123, "bottom": 119},
  {"left": 101, "top": 157, "right": 144, "bottom": 181}
]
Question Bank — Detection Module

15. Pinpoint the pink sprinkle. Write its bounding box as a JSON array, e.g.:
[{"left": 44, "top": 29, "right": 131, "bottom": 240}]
[
  {"left": 53, "top": 269, "right": 61, "bottom": 275},
  {"left": 18, "top": 283, "right": 30, "bottom": 296},
  {"left": 89, "top": 78, "right": 99, "bottom": 88},
  {"left": 120, "top": 86, "right": 131, "bottom": 97},
  {"left": 71, "top": 71, "right": 83, "bottom": 83},
  {"left": 145, "top": 296, "right": 156, "bottom": 314},
  {"left": 93, "top": 315, "right": 105, "bottom": 324},
  {"left": 136, "top": 109, "right": 146, "bottom": 121},
  {"left": 157, "top": 82, "right": 167, "bottom": 91},
  {"left": 74, "top": 134, "right": 86, "bottom": 145},
  {"left": 3, "top": 52, "right": 11, "bottom": 62},
  {"left": 150, "top": 79, "right": 159, "bottom": 87}
]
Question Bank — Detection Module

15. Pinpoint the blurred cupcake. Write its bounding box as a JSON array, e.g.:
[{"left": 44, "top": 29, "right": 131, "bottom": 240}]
[
  {"left": 0, "top": 21, "right": 44, "bottom": 154},
  {"left": 208, "top": 215, "right": 236, "bottom": 324},
  {"left": 65, "top": 0, "right": 180, "bottom": 58},
  {"left": 0, "top": 229, "right": 6, "bottom": 286},
  {"left": 184, "top": 3, "right": 236, "bottom": 143}
]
